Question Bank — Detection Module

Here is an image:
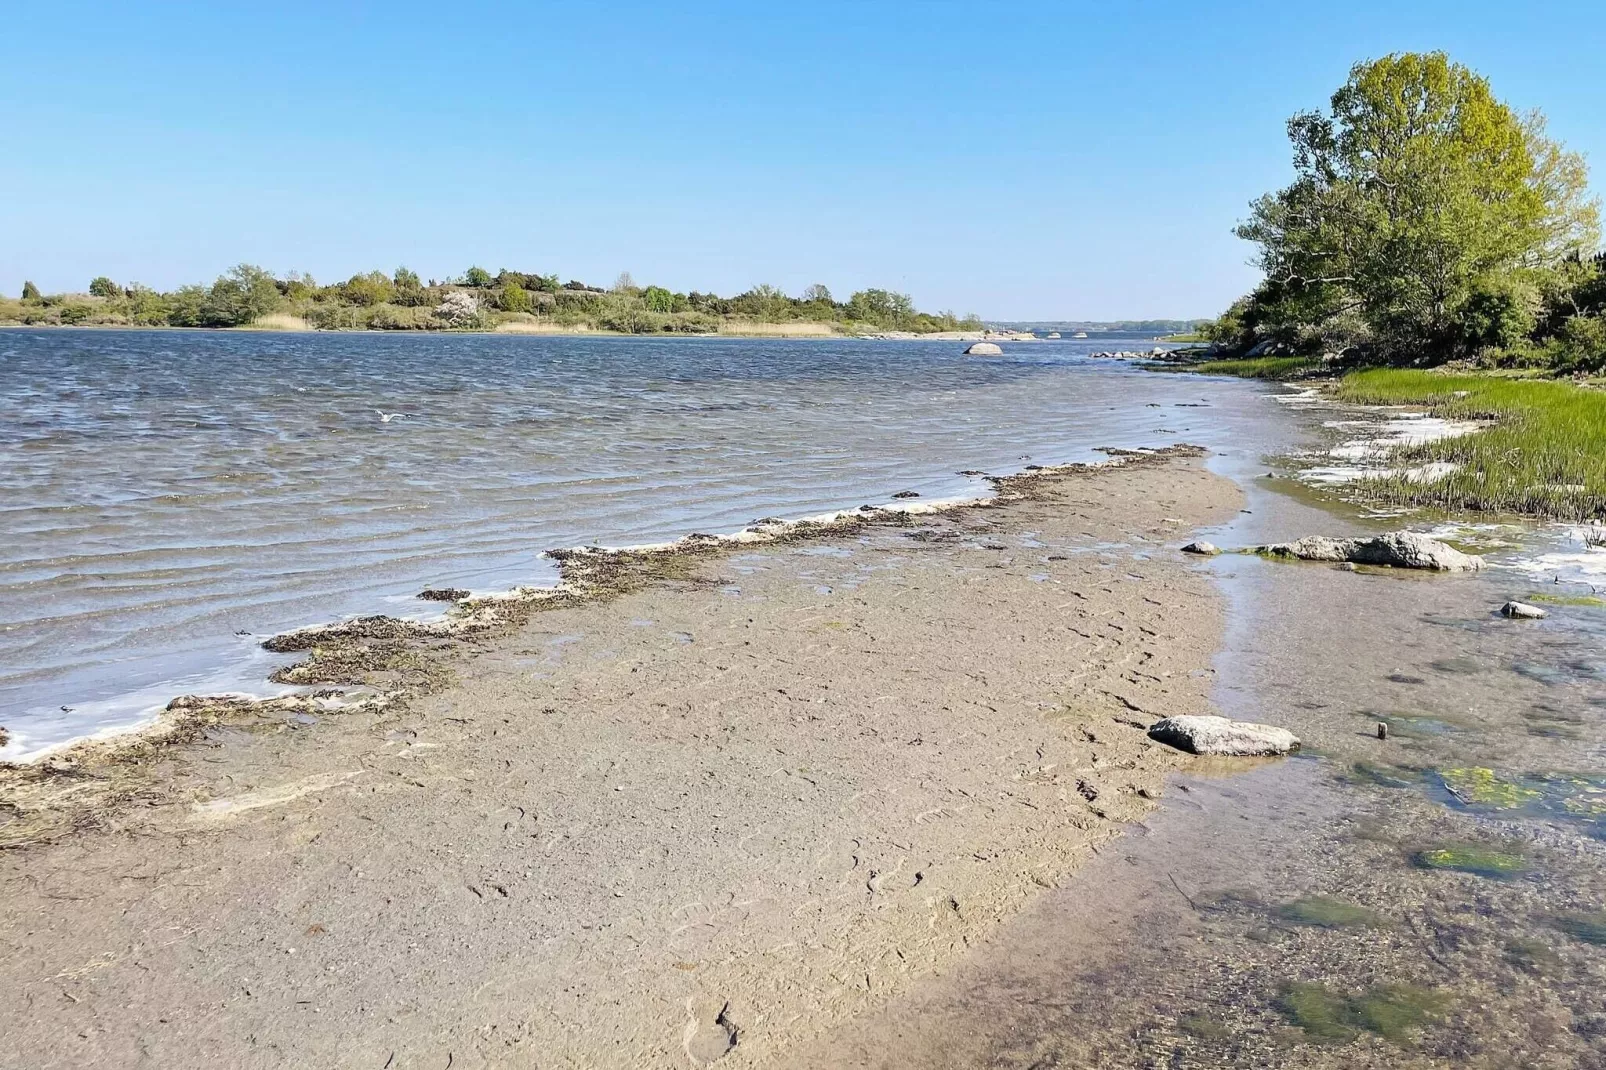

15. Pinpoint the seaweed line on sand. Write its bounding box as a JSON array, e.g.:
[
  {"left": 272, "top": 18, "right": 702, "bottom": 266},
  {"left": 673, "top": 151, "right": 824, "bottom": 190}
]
[{"left": 0, "top": 445, "right": 1207, "bottom": 849}]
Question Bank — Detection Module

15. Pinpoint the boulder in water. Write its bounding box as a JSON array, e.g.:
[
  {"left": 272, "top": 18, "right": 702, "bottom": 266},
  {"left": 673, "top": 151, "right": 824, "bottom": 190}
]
[
  {"left": 1180, "top": 540, "right": 1220, "bottom": 556},
  {"left": 1148, "top": 715, "right": 1300, "bottom": 756},
  {"left": 1501, "top": 601, "right": 1547, "bottom": 619},
  {"left": 964, "top": 342, "right": 1003, "bottom": 356},
  {"left": 1250, "top": 532, "right": 1483, "bottom": 571}
]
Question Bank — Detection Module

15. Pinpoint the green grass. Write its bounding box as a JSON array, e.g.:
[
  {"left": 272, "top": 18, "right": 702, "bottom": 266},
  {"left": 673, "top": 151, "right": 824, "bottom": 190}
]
[
  {"left": 1334, "top": 369, "right": 1606, "bottom": 520},
  {"left": 1172, "top": 355, "right": 1323, "bottom": 379}
]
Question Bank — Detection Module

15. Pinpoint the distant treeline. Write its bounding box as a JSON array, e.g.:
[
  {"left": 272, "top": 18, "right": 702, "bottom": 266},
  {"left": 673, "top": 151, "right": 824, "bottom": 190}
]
[
  {"left": 0, "top": 267, "right": 983, "bottom": 336},
  {"left": 995, "top": 320, "right": 1206, "bottom": 334}
]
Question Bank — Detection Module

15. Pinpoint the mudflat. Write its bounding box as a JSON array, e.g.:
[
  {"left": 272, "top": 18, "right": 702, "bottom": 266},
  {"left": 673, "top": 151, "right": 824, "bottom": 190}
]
[{"left": 1, "top": 453, "right": 1240, "bottom": 1069}]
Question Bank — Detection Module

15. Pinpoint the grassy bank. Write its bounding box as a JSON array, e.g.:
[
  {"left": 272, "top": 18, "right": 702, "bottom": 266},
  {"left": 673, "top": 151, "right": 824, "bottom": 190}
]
[
  {"left": 1176, "top": 355, "right": 1322, "bottom": 379},
  {"left": 1335, "top": 370, "right": 1606, "bottom": 520}
]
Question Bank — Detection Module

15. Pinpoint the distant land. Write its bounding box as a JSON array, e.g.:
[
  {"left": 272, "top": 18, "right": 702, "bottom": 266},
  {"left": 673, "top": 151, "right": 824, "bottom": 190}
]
[{"left": 991, "top": 320, "right": 1208, "bottom": 335}]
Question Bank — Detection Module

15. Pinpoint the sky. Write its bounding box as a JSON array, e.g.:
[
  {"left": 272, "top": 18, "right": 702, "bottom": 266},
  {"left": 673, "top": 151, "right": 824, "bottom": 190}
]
[{"left": 2, "top": 2, "right": 1603, "bottom": 321}]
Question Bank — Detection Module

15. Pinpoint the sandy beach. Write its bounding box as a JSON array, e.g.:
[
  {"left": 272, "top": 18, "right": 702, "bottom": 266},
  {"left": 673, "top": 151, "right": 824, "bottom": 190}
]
[{"left": 0, "top": 451, "right": 1242, "bottom": 1069}]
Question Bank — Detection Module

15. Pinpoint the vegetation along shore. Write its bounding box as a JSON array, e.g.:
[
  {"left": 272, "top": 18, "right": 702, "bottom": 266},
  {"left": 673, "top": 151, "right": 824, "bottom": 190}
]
[
  {"left": 0, "top": 269, "right": 983, "bottom": 336},
  {"left": 1153, "top": 52, "right": 1606, "bottom": 522}
]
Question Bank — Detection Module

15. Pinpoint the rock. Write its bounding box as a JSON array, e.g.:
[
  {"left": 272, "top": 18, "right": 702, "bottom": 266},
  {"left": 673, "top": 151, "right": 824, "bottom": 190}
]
[
  {"left": 1251, "top": 532, "right": 1483, "bottom": 571},
  {"left": 418, "top": 587, "right": 470, "bottom": 602},
  {"left": 964, "top": 342, "right": 1003, "bottom": 356},
  {"left": 891, "top": 490, "right": 920, "bottom": 499},
  {"left": 1180, "top": 540, "right": 1220, "bottom": 556},
  {"left": 1501, "top": 601, "right": 1548, "bottom": 620},
  {"left": 1148, "top": 715, "right": 1301, "bottom": 756}
]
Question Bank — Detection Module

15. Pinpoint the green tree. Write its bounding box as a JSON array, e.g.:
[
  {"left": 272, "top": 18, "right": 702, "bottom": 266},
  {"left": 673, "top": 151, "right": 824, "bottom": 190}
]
[
  {"left": 847, "top": 288, "right": 915, "bottom": 327},
  {"left": 1237, "top": 52, "right": 1600, "bottom": 362},
  {"left": 392, "top": 266, "right": 428, "bottom": 306},
  {"left": 500, "top": 280, "right": 532, "bottom": 313},
  {"left": 342, "top": 270, "right": 395, "bottom": 307},
  {"left": 88, "top": 276, "right": 122, "bottom": 298},
  {"left": 197, "top": 264, "right": 283, "bottom": 326},
  {"left": 21, "top": 281, "right": 40, "bottom": 301},
  {"left": 801, "top": 283, "right": 833, "bottom": 305},
  {"left": 642, "top": 285, "right": 675, "bottom": 313},
  {"left": 464, "top": 266, "right": 493, "bottom": 288}
]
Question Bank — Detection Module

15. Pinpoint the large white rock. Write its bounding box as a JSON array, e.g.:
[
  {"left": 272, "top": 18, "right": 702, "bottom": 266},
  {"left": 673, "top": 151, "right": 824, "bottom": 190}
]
[
  {"left": 1501, "top": 600, "right": 1547, "bottom": 619},
  {"left": 1148, "top": 715, "right": 1301, "bottom": 756},
  {"left": 964, "top": 342, "right": 1003, "bottom": 356},
  {"left": 1251, "top": 532, "right": 1483, "bottom": 571}
]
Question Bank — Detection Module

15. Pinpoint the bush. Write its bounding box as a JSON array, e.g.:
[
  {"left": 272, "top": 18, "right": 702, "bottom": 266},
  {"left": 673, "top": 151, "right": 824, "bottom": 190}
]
[{"left": 1553, "top": 315, "right": 1606, "bottom": 373}]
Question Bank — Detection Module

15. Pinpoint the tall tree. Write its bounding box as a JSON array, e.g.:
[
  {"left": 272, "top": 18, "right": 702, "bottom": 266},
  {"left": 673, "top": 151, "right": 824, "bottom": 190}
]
[{"left": 1237, "top": 52, "right": 1599, "bottom": 361}]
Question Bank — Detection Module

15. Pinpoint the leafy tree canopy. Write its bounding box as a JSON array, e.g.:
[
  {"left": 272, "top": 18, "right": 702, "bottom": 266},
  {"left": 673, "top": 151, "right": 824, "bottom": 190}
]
[{"left": 1235, "top": 51, "right": 1600, "bottom": 362}]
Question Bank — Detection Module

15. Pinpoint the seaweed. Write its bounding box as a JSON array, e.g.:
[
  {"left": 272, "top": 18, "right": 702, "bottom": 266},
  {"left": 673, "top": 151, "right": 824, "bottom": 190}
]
[
  {"left": 1413, "top": 844, "right": 1527, "bottom": 878},
  {"left": 1279, "top": 982, "right": 1448, "bottom": 1046}
]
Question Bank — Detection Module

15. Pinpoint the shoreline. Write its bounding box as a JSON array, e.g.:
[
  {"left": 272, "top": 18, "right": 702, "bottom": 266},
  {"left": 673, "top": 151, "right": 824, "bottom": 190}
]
[
  {"left": 0, "top": 445, "right": 1174, "bottom": 768},
  {"left": 0, "top": 448, "right": 1244, "bottom": 1067}
]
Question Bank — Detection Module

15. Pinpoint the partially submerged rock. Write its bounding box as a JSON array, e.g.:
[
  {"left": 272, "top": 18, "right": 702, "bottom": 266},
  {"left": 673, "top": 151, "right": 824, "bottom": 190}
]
[
  {"left": 418, "top": 587, "right": 470, "bottom": 602},
  {"left": 1148, "top": 714, "right": 1301, "bottom": 756},
  {"left": 1251, "top": 532, "right": 1483, "bottom": 572},
  {"left": 1181, "top": 540, "right": 1220, "bottom": 556},
  {"left": 1501, "top": 601, "right": 1548, "bottom": 620},
  {"left": 964, "top": 341, "right": 1003, "bottom": 356}
]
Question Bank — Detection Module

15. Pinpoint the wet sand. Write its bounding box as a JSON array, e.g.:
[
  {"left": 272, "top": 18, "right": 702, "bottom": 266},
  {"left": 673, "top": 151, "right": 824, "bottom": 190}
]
[
  {"left": 802, "top": 449, "right": 1606, "bottom": 1069},
  {"left": 0, "top": 453, "right": 1243, "bottom": 1069}
]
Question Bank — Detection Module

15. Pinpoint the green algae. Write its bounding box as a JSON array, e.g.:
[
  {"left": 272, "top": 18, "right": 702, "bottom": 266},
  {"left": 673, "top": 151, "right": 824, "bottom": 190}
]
[
  {"left": 1505, "top": 937, "right": 1561, "bottom": 973},
  {"left": 1279, "top": 982, "right": 1447, "bottom": 1046},
  {"left": 1177, "top": 1013, "right": 1230, "bottom": 1039},
  {"left": 1413, "top": 844, "right": 1527, "bottom": 878},
  {"left": 1551, "top": 912, "right": 1606, "bottom": 945},
  {"left": 1275, "top": 896, "right": 1386, "bottom": 929},
  {"left": 1376, "top": 714, "right": 1459, "bottom": 739},
  {"left": 1439, "top": 767, "right": 1543, "bottom": 809},
  {"left": 1347, "top": 761, "right": 1419, "bottom": 790},
  {"left": 1527, "top": 591, "right": 1606, "bottom": 607}
]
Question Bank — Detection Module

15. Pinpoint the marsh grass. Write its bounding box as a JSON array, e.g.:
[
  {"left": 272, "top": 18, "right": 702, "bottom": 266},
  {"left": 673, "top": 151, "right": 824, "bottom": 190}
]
[
  {"left": 1335, "top": 370, "right": 1606, "bottom": 520},
  {"left": 1160, "top": 355, "right": 1323, "bottom": 379}
]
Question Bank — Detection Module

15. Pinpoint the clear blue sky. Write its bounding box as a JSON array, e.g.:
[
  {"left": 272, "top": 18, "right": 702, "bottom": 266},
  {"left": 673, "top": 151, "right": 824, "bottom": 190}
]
[{"left": 3, "top": 2, "right": 1603, "bottom": 320}]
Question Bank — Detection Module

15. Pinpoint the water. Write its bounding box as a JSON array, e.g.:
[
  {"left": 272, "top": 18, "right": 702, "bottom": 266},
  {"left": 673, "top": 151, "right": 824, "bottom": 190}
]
[{"left": 1, "top": 329, "right": 1277, "bottom": 758}]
